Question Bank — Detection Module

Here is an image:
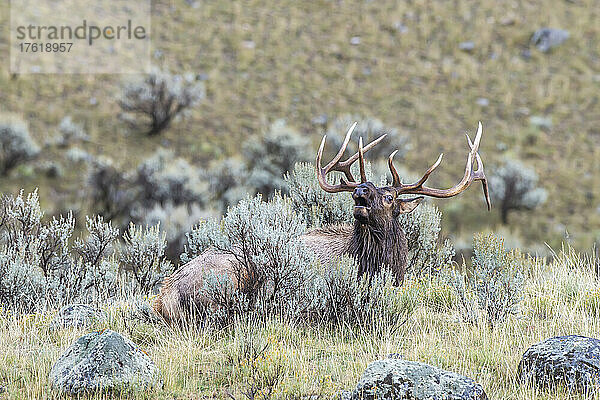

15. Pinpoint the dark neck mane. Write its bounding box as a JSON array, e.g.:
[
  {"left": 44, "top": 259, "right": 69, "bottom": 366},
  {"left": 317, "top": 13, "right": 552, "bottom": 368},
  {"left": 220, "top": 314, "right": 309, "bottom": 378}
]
[{"left": 348, "top": 218, "right": 407, "bottom": 284}]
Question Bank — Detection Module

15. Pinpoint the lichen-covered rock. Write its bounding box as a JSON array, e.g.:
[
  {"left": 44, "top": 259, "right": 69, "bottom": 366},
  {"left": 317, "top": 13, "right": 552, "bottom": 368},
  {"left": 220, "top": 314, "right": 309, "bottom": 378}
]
[
  {"left": 50, "top": 304, "right": 106, "bottom": 330},
  {"left": 345, "top": 358, "right": 487, "bottom": 400},
  {"left": 530, "top": 28, "right": 570, "bottom": 53},
  {"left": 50, "top": 329, "right": 162, "bottom": 395},
  {"left": 517, "top": 335, "right": 600, "bottom": 392}
]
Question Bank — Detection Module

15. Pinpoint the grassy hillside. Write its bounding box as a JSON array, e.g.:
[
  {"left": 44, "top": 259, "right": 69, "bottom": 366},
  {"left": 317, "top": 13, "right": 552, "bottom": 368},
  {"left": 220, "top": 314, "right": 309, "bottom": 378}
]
[{"left": 1, "top": 0, "right": 600, "bottom": 251}]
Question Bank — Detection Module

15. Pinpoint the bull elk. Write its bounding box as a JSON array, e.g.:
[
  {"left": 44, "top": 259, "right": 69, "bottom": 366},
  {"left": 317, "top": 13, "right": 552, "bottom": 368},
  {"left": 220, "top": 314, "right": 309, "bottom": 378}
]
[{"left": 153, "top": 122, "right": 491, "bottom": 321}]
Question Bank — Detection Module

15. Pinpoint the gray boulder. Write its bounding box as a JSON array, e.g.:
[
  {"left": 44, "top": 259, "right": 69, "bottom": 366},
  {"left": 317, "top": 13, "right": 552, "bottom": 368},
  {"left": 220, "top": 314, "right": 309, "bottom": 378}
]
[
  {"left": 517, "top": 335, "right": 600, "bottom": 393},
  {"left": 343, "top": 358, "right": 487, "bottom": 400},
  {"left": 50, "top": 304, "right": 106, "bottom": 330},
  {"left": 459, "top": 41, "right": 475, "bottom": 52},
  {"left": 531, "top": 28, "right": 570, "bottom": 53},
  {"left": 50, "top": 329, "right": 161, "bottom": 395}
]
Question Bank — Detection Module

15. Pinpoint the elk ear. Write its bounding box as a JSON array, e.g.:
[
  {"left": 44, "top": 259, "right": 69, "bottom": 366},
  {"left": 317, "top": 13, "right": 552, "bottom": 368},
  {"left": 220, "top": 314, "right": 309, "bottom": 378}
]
[{"left": 396, "top": 196, "right": 424, "bottom": 214}]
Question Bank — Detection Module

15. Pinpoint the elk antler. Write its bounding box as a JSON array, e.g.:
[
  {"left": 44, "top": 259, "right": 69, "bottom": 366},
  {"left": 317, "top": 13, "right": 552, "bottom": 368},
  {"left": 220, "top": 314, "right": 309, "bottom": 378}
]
[
  {"left": 316, "top": 122, "right": 387, "bottom": 193},
  {"left": 388, "top": 121, "right": 491, "bottom": 210}
]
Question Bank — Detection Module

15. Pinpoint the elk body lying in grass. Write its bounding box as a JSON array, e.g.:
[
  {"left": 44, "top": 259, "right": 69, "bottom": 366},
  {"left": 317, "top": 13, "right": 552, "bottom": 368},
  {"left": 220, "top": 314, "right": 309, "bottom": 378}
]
[{"left": 154, "top": 122, "right": 491, "bottom": 321}]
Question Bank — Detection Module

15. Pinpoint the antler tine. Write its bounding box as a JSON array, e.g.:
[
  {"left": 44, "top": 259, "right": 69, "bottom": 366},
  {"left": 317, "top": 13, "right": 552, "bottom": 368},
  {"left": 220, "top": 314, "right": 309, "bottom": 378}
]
[
  {"left": 408, "top": 153, "right": 444, "bottom": 190},
  {"left": 324, "top": 122, "right": 356, "bottom": 172},
  {"left": 392, "top": 122, "right": 491, "bottom": 210},
  {"left": 472, "top": 120, "right": 483, "bottom": 154},
  {"left": 389, "top": 150, "right": 443, "bottom": 189},
  {"left": 474, "top": 150, "right": 491, "bottom": 210},
  {"left": 340, "top": 133, "right": 387, "bottom": 170},
  {"left": 481, "top": 178, "right": 491, "bottom": 210},
  {"left": 466, "top": 122, "right": 491, "bottom": 210},
  {"left": 315, "top": 122, "right": 387, "bottom": 193},
  {"left": 316, "top": 135, "right": 354, "bottom": 193},
  {"left": 358, "top": 137, "right": 367, "bottom": 183},
  {"left": 388, "top": 150, "right": 401, "bottom": 186}
]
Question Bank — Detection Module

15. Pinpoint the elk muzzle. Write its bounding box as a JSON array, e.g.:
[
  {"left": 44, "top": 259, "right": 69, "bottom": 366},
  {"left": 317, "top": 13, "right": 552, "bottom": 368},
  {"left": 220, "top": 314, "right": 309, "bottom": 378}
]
[{"left": 352, "top": 184, "right": 372, "bottom": 223}]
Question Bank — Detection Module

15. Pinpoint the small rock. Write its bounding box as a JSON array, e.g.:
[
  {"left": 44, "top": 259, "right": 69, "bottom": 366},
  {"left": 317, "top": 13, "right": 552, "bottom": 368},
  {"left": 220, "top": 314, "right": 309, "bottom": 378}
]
[
  {"left": 66, "top": 147, "right": 91, "bottom": 163},
  {"left": 531, "top": 28, "right": 570, "bottom": 53},
  {"left": 242, "top": 40, "right": 255, "bottom": 49},
  {"left": 350, "top": 36, "right": 361, "bottom": 45},
  {"left": 50, "top": 304, "right": 106, "bottom": 330},
  {"left": 496, "top": 142, "right": 508, "bottom": 152},
  {"left": 476, "top": 98, "right": 489, "bottom": 107},
  {"left": 50, "top": 329, "right": 162, "bottom": 395},
  {"left": 500, "top": 16, "right": 516, "bottom": 26},
  {"left": 393, "top": 22, "right": 408, "bottom": 33},
  {"left": 459, "top": 41, "right": 475, "bottom": 52},
  {"left": 311, "top": 114, "right": 328, "bottom": 125},
  {"left": 344, "top": 358, "right": 487, "bottom": 399},
  {"left": 529, "top": 115, "right": 552, "bottom": 130},
  {"left": 517, "top": 335, "right": 600, "bottom": 392}
]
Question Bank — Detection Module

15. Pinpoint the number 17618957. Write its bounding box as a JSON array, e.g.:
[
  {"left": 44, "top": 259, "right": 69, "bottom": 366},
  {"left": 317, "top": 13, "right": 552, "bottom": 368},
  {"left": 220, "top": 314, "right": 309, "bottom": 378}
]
[{"left": 19, "top": 42, "right": 73, "bottom": 52}]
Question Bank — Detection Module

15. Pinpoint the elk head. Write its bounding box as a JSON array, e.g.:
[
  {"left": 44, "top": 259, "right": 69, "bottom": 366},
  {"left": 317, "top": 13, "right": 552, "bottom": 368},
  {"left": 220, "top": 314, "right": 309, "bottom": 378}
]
[
  {"left": 316, "top": 121, "right": 491, "bottom": 228},
  {"left": 316, "top": 121, "right": 491, "bottom": 283}
]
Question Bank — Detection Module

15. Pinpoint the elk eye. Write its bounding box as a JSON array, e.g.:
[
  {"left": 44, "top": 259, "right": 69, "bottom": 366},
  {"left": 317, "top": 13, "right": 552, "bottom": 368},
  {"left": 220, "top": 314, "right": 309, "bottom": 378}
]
[{"left": 385, "top": 195, "right": 394, "bottom": 203}]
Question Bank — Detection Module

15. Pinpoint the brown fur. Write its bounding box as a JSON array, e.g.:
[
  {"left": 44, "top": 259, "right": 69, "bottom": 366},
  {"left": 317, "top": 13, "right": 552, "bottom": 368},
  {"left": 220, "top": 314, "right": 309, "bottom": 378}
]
[
  {"left": 350, "top": 218, "right": 407, "bottom": 285},
  {"left": 153, "top": 226, "right": 354, "bottom": 322},
  {"left": 301, "top": 225, "right": 353, "bottom": 262},
  {"left": 153, "top": 248, "right": 237, "bottom": 322}
]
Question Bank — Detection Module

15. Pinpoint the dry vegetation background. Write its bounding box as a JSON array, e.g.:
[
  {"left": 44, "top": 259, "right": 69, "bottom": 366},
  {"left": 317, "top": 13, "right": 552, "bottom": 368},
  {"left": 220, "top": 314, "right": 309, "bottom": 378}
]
[{"left": 0, "top": 0, "right": 599, "bottom": 251}]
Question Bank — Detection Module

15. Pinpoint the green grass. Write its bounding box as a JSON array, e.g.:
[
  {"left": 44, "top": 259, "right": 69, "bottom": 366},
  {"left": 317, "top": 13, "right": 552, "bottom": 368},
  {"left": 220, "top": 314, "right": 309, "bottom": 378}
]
[
  {"left": 1, "top": 2, "right": 599, "bottom": 251},
  {"left": 2, "top": 246, "right": 600, "bottom": 399}
]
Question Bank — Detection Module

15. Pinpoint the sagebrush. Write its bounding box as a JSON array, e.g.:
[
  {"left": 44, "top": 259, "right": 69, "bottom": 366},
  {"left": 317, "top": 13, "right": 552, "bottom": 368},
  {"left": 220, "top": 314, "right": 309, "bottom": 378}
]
[
  {"left": 489, "top": 158, "right": 547, "bottom": 224},
  {"left": 450, "top": 232, "right": 525, "bottom": 328},
  {"left": 183, "top": 193, "right": 417, "bottom": 328},
  {"left": 119, "top": 67, "right": 205, "bottom": 135},
  {"left": 0, "top": 190, "right": 173, "bottom": 313},
  {"left": 0, "top": 118, "right": 40, "bottom": 176}
]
